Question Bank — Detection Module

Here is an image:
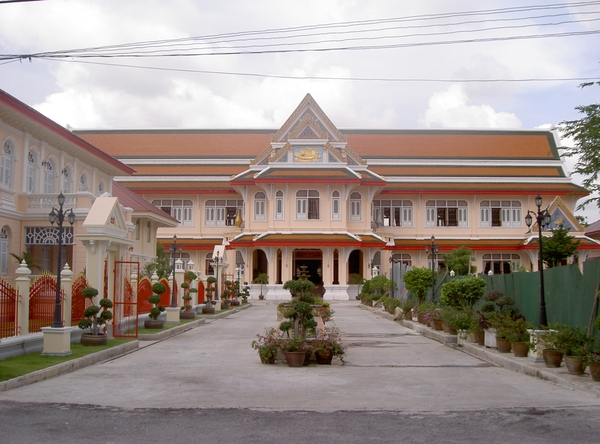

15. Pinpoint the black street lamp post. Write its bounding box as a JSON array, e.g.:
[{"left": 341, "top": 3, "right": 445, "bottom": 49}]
[
  {"left": 425, "top": 236, "right": 438, "bottom": 302},
  {"left": 525, "top": 194, "right": 552, "bottom": 327},
  {"left": 170, "top": 235, "right": 178, "bottom": 308},
  {"left": 49, "top": 192, "right": 75, "bottom": 328},
  {"left": 215, "top": 251, "right": 222, "bottom": 301}
]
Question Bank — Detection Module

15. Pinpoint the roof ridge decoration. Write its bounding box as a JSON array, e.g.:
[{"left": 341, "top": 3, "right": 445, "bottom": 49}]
[{"left": 273, "top": 93, "right": 346, "bottom": 143}]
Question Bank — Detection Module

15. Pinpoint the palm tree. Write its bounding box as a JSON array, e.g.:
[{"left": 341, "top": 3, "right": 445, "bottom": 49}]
[{"left": 253, "top": 273, "right": 269, "bottom": 298}]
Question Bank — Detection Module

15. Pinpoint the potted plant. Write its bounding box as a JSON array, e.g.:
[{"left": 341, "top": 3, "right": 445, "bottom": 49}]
[
  {"left": 467, "top": 313, "right": 485, "bottom": 345},
  {"left": 403, "top": 267, "right": 434, "bottom": 304},
  {"left": 180, "top": 281, "right": 196, "bottom": 319},
  {"left": 203, "top": 276, "right": 216, "bottom": 314},
  {"left": 145, "top": 282, "right": 166, "bottom": 328},
  {"left": 313, "top": 324, "right": 346, "bottom": 365},
  {"left": 241, "top": 281, "right": 250, "bottom": 303},
  {"left": 78, "top": 286, "right": 113, "bottom": 346},
  {"left": 253, "top": 273, "right": 268, "bottom": 299},
  {"left": 279, "top": 337, "right": 311, "bottom": 367},
  {"left": 504, "top": 317, "right": 534, "bottom": 357},
  {"left": 251, "top": 327, "right": 280, "bottom": 364},
  {"left": 549, "top": 324, "right": 593, "bottom": 375}
]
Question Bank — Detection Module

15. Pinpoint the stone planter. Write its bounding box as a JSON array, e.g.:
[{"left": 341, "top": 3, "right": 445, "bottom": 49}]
[
  {"left": 180, "top": 311, "right": 196, "bottom": 319},
  {"left": 80, "top": 333, "right": 108, "bottom": 346},
  {"left": 484, "top": 328, "right": 497, "bottom": 348},
  {"left": 144, "top": 319, "right": 165, "bottom": 329}
]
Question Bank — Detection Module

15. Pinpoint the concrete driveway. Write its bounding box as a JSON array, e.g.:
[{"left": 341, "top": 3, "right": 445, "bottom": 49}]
[{"left": 1, "top": 301, "right": 599, "bottom": 412}]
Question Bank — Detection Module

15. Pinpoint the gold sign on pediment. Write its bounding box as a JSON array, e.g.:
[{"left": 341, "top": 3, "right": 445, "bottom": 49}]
[{"left": 294, "top": 146, "right": 322, "bottom": 162}]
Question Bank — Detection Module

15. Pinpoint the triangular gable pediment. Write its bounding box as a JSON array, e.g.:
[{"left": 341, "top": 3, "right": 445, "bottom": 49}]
[
  {"left": 82, "top": 196, "right": 129, "bottom": 238},
  {"left": 545, "top": 197, "right": 584, "bottom": 232},
  {"left": 273, "top": 94, "right": 346, "bottom": 143},
  {"left": 250, "top": 94, "right": 366, "bottom": 167}
]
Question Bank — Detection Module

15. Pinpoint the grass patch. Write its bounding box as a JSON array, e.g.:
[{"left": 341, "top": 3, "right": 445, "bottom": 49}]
[
  {"left": 0, "top": 338, "right": 133, "bottom": 382},
  {"left": 133, "top": 318, "right": 197, "bottom": 334}
]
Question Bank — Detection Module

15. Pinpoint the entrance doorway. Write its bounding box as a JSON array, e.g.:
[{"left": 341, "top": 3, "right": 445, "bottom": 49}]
[{"left": 292, "top": 249, "right": 323, "bottom": 289}]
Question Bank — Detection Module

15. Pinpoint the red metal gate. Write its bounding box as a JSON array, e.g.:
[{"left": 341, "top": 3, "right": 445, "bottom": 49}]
[
  {"left": 113, "top": 261, "right": 139, "bottom": 338},
  {"left": 29, "top": 273, "right": 62, "bottom": 333},
  {"left": 0, "top": 277, "right": 18, "bottom": 339}
]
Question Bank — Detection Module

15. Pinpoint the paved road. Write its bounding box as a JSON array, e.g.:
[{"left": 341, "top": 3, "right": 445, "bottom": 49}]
[{"left": 1, "top": 301, "right": 600, "bottom": 443}]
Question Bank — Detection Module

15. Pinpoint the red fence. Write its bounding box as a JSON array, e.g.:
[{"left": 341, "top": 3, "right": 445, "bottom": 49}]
[
  {"left": 71, "top": 274, "right": 89, "bottom": 326},
  {"left": 137, "top": 277, "right": 153, "bottom": 314},
  {"left": 0, "top": 277, "right": 18, "bottom": 339},
  {"left": 29, "top": 273, "right": 62, "bottom": 333}
]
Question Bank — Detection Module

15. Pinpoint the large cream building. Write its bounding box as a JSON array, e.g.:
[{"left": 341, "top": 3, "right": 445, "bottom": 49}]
[{"left": 75, "top": 94, "right": 599, "bottom": 300}]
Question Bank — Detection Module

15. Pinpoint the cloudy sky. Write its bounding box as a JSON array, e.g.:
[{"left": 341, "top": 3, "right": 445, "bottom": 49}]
[{"left": 1, "top": 0, "right": 599, "bottom": 219}]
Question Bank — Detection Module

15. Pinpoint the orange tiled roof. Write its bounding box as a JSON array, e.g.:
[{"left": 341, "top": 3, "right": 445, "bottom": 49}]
[
  {"left": 345, "top": 130, "right": 558, "bottom": 159},
  {"left": 77, "top": 129, "right": 273, "bottom": 158}
]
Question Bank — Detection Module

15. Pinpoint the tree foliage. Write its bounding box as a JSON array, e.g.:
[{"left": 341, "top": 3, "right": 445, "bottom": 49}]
[
  {"left": 440, "top": 276, "right": 487, "bottom": 310},
  {"left": 141, "top": 242, "right": 172, "bottom": 279},
  {"left": 542, "top": 224, "right": 580, "bottom": 268},
  {"left": 403, "top": 267, "right": 433, "bottom": 303},
  {"left": 559, "top": 81, "right": 600, "bottom": 210},
  {"left": 442, "top": 246, "right": 476, "bottom": 275}
]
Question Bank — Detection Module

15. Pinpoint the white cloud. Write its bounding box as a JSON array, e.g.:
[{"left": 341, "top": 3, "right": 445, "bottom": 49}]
[{"left": 419, "top": 84, "right": 521, "bottom": 129}]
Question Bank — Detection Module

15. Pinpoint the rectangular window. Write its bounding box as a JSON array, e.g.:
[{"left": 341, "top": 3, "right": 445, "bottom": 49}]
[
  {"left": 204, "top": 199, "right": 243, "bottom": 226},
  {"left": 480, "top": 200, "right": 522, "bottom": 228},
  {"left": 372, "top": 199, "right": 413, "bottom": 227},
  {"left": 152, "top": 199, "right": 194, "bottom": 226},
  {"left": 276, "top": 197, "right": 284, "bottom": 220},
  {"left": 296, "top": 190, "right": 319, "bottom": 220},
  {"left": 426, "top": 200, "right": 468, "bottom": 227}
]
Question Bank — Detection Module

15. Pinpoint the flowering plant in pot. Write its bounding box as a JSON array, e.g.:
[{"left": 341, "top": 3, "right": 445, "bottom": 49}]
[
  {"left": 145, "top": 282, "right": 166, "bottom": 328},
  {"left": 78, "top": 286, "right": 113, "bottom": 345},
  {"left": 251, "top": 327, "right": 280, "bottom": 364},
  {"left": 314, "top": 324, "right": 346, "bottom": 365}
]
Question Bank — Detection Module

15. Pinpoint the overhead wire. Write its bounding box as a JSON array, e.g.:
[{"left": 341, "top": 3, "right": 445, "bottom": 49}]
[{"left": 2, "top": 1, "right": 600, "bottom": 60}]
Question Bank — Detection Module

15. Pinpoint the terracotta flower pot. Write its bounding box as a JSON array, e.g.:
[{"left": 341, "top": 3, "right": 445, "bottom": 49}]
[
  {"left": 432, "top": 320, "right": 443, "bottom": 331},
  {"left": 542, "top": 349, "right": 563, "bottom": 368},
  {"left": 315, "top": 350, "right": 333, "bottom": 365},
  {"left": 496, "top": 337, "right": 512, "bottom": 353},
  {"left": 564, "top": 355, "right": 586, "bottom": 375},
  {"left": 589, "top": 362, "right": 600, "bottom": 381},
  {"left": 284, "top": 351, "right": 305, "bottom": 367},
  {"left": 511, "top": 341, "right": 530, "bottom": 357}
]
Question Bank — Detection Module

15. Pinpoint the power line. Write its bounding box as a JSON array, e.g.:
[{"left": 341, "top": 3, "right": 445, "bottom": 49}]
[
  {"left": 48, "top": 58, "right": 599, "bottom": 84},
  {"left": 2, "top": 1, "right": 600, "bottom": 60}
]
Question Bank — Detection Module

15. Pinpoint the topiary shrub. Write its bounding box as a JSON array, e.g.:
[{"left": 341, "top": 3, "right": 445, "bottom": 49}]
[{"left": 77, "top": 286, "right": 113, "bottom": 335}]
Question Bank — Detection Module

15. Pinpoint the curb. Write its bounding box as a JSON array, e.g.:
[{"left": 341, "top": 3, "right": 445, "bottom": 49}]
[{"left": 361, "top": 304, "right": 600, "bottom": 398}]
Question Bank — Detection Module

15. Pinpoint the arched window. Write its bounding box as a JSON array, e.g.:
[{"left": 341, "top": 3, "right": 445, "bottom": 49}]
[
  {"left": 275, "top": 190, "right": 284, "bottom": 220},
  {"left": 1, "top": 140, "right": 14, "bottom": 191},
  {"left": 254, "top": 192, "right": 266, "bottom": 221},
  {"left": 350, "top": 192, "right": 362, "bottom": 221},
  {"left": 43, "top": 158, "right": 54, "bottom": 193},
  {"left": 0, "top": 227, "right": 8, "bottom": 275},
  {"left": 62, "top": 164, "right": 73, "bottom": 193},
  {"left": 79, "top": 172, "right": 89, "bottom": 192},
  {"left": 98, "top": 180, "right": 105, "bottom": 195},
  {"left": 27, "top": 149, "right": 37, "bottom": 193},
  {"left": 331, "top": 190, "right": 340, "bottom": 220}
]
